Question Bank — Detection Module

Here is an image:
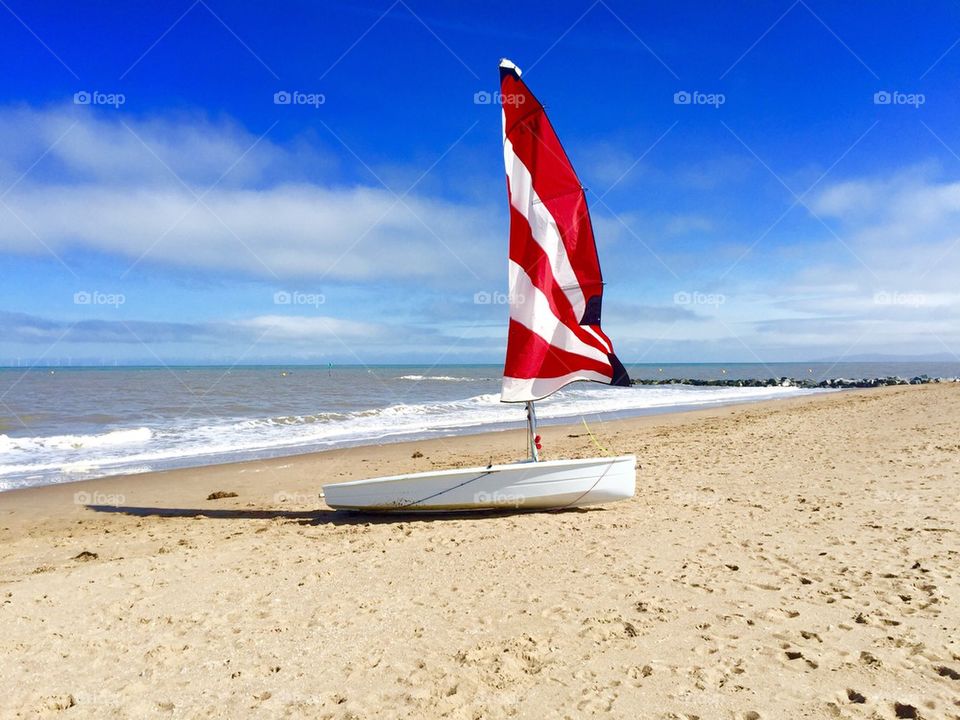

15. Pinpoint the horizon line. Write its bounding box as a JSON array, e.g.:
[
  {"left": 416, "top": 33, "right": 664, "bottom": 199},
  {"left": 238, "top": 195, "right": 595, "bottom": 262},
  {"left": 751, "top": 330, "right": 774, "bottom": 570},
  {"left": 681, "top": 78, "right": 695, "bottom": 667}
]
[{"left": 1, "top": 359, "right": 958, "bottom": 370}]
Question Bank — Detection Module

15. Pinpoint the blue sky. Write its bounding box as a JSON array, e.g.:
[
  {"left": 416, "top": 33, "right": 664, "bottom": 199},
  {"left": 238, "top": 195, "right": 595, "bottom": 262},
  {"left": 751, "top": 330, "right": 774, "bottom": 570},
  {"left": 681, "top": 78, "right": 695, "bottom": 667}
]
[{"left": 1, "top": 0, "right": 959, "bottom": 365}]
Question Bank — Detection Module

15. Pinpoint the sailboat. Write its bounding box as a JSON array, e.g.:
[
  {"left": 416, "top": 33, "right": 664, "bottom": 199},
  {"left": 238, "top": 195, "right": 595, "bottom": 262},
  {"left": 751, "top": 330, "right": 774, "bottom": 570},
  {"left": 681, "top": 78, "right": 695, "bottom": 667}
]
[{"left": 322, "top": 59, "right": 636, "bottom": 511}]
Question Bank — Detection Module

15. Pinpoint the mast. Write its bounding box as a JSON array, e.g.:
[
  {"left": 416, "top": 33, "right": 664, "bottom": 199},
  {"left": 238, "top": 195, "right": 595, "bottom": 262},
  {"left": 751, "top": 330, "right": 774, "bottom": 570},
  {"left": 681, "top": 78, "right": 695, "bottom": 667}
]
[
  {"left": 525, "top": 400, "right": 540, "bottom": 461},
  {"left": 497, "top": 58, "right": 629, "bottom": 461}
]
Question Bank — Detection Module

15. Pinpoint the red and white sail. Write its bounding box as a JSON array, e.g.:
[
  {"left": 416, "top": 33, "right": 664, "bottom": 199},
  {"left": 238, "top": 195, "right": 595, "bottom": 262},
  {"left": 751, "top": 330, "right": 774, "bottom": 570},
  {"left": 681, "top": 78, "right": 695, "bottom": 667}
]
[{"left": 498, "top": 58, "right": 629, "bottom": 403}]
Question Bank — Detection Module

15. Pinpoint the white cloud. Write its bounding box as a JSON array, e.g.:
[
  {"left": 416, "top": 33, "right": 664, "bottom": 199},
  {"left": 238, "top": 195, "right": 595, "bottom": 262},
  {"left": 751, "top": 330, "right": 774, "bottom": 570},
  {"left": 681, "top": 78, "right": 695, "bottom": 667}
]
[
  {"left": 663, "top": 214, "right": 713, "bottom": 235},
  {"left": 680, "top": 165, "right": 960, "bottom": 357},
  {"left": 236, "top": 314, "right": 388, "bottom": 341},
  {"left": 0, "top": 105, "right": 325, "bottom": 187},
  {"left": 2, "top": 310, "right": 411, "bottom": 347},
  {"left": 0, "top": 106, "right": 501, "bottom": 283},
  {"left": 810, "top": 165, "right": 960, "bottom": 269},
  {"left": 3, "top": 105, "right": 960, "bottom": 362}
]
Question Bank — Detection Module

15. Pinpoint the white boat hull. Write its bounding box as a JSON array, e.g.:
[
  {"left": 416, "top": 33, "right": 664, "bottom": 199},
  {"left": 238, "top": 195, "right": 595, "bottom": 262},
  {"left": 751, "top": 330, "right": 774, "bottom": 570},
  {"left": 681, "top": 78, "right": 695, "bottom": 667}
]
[{"left": 322, "top": 455, "right": 636, "bottom": 512}]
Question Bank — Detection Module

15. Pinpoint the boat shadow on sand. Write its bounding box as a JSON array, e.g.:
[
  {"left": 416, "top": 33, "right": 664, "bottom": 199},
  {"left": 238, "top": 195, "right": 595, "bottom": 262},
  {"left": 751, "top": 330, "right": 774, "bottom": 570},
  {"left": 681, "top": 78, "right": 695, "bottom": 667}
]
[{"left": 85, "top": 504, "right": 600, "bottom": 525}]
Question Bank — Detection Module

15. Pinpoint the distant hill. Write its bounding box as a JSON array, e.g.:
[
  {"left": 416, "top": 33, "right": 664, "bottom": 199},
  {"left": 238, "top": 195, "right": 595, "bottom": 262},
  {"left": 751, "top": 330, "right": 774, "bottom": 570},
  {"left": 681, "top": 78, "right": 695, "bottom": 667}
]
[{"left": 810, "top": 353, "right": 958, "bottom": 363}]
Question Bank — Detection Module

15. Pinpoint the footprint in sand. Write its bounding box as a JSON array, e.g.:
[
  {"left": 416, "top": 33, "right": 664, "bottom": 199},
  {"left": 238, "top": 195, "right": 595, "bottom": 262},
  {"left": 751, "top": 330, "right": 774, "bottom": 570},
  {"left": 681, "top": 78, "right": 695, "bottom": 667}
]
[
  {"left": 935, "top": 665, "right": 960, "bottom": 680},
  {"left": 846, "top": 689, "right": 866, "bottom": 704},
  {"left": 575, "top": 682, "right": 618, "bottom": 713}
]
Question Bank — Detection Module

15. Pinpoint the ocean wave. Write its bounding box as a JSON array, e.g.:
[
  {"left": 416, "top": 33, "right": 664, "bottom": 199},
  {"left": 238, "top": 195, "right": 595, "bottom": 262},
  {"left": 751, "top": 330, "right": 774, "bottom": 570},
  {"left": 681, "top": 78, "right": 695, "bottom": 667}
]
[
  {"left": 255, "top": 412, "right": 346, "bottom": 426},
  {"left": 1, "top": 385, "right": 823, "bottom": 488},
  {"left": 0, "top": 427, "right": 152, "bottom": 453},
  {"left": 395, "top": 375, "right": 477, "bottom": 382}
]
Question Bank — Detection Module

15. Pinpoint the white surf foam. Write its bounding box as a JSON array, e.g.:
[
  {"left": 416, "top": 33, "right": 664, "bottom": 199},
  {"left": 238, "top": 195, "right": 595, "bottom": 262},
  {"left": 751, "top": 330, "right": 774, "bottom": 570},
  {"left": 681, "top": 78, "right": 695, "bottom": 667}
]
[
  {"left": 0, "top": 385, "right": 824, "bottom": 488},
  {"left": 0, "top": 427, "right": 152, "bottom": 453},
  {"left": 395, "top": 375, "right": 476, "bottom": 382}
]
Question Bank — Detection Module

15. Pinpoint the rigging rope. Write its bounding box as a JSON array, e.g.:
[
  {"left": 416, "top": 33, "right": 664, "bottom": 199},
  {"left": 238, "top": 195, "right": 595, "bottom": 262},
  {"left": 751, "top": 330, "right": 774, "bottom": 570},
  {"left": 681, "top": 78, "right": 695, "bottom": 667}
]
[{"left": 580, "top": 417, "right": 611, "bottom": 456}]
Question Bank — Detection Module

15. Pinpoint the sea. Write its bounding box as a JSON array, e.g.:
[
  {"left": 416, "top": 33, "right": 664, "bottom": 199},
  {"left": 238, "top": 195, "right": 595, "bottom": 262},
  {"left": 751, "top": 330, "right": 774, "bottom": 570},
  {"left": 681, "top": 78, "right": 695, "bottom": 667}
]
[{"left": 1, "top": 361, "right": 957, "bottom": 491}]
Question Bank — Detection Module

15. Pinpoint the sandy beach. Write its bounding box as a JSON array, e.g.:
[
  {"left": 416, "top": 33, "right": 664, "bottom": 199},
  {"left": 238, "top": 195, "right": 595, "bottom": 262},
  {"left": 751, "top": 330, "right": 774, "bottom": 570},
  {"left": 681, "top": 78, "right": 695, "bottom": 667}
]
[{"left": 1, "top": 384, "right": 958, "bottom": 719}]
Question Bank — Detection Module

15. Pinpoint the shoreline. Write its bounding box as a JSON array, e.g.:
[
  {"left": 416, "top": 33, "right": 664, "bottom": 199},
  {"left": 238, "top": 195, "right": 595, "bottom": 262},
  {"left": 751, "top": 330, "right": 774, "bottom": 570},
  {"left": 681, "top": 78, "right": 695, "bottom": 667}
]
[
  {"left": 1, "top": 385, "right": 834, "bottom": 494},
  {"left": 0, "top": 386, "right": 841, "bottom": 494},
  {"left": 0, "top": 385, "right": 848, "bottom": 502},
  {"left": 0, "top": 382, "right": 957, "bottom": 717},
  {"left": 4, "top": 367, "right": 958, "bottom": 493},
  {"left": 0, "top": 385, "right": 899, "bottom": 534}
]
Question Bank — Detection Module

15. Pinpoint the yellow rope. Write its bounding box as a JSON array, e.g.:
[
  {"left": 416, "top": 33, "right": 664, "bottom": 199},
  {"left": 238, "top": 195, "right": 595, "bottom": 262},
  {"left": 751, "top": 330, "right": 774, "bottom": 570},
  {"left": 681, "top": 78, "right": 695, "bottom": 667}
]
[{"left": 581, "top": 417, "right": 611, "bottom": 455}]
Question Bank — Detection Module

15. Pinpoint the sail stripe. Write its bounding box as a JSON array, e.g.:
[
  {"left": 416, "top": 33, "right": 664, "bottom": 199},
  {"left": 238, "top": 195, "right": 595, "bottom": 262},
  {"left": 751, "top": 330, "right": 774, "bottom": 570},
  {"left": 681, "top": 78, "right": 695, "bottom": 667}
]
[
  {"left": 503, "top": 135, "right": 587, "bottom": 322},
  {"left": 498, "top": 58, "right": 629, "bottom": 403},
  {"left": 508, "top": 260, "right": 609, "bottom": 365},
  {"left": 502, "top": 370, "right": 613, "bottom": 402},
  {"left": 502, "top": 320, "right": 614, "bottom": 379},
  {"left": 585, "top": 324, "right": 613, "bottom": 354},
  {"left": 507, "top": 200, "right": 609, "bottom": 356},
  {"left": 500, "top": 91, "right": 603, "bottom": 303}
]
